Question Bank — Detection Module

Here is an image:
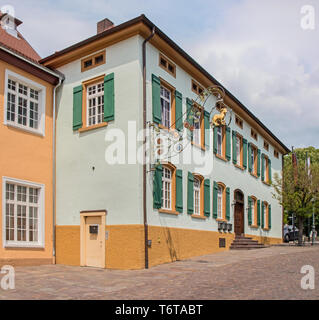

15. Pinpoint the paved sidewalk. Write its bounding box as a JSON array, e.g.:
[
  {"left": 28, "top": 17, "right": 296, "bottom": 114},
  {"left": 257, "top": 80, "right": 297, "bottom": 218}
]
[{"left": 0, "top": 245, "right": 318, "bottom": 300}]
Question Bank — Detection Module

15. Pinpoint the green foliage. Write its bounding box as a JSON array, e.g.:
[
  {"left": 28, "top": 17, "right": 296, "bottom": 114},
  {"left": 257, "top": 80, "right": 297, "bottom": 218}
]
[{"left": 273, "top": 146, "right": 319, "bottom": 226}]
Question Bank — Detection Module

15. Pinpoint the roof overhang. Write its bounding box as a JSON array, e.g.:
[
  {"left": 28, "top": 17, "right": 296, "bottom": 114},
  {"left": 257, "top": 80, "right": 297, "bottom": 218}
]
[{"left": 41, "top": 14, "right": 290, "bottom": 154}]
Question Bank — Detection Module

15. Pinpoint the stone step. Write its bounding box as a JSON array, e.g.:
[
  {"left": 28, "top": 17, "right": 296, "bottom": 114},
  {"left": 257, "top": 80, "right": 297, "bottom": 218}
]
[{"left": 230, "top": 244, "right": 267, "bottom": 250}]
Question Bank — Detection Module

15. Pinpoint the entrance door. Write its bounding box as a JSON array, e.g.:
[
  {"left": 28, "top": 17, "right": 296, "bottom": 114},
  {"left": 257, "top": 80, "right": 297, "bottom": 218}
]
[
  {"left": 234, "top": 190, "right": 244, "bottom": 236},
  {"left": 234, "top": 203, "right": 244, "bottom": 235},
  {"left": 80, "top": 211, "right": 106, "bottom": 268}
]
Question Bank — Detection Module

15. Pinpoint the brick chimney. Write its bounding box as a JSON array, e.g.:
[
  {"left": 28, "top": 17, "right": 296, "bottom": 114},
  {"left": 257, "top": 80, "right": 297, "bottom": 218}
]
[{"left": 97, "top": 18, "right": 114, "bottom": 34}]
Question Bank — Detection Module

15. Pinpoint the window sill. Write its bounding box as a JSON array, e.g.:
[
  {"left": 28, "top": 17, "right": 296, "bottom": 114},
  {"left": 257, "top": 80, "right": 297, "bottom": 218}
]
[
  {"left": 191, "top": 141, "right": 206, "bottom": 151},
  {"left": 235, "top": 164, "right": 244, "bottom": 171},
  {"left": 262, "top": 181, "right": 271, "bottom": 186},
  {"left": 263, "top": 227, "right": 270, "bottom": 231},
  {"left": 191, "top": 214, "right": 206, "bottom": 220},
  {"left": 250, "top": 224, "right": 259, "bottom": 229},
  {"left": 216, "top": 218, "right": 227, "bottom": 222},
  {"left": 158, "top": 209, "right": 179, "bottom": 215},
  {"left": 78, "top": 122, "right": 108, "bottom": 133},
  {"left": 250, "top": 172, "right": 259, "bottom": 179},
  {"left": 4, "top": 243, "right": 45, "bottom": 249},
  {"left": 5, "top": 121, "right": 45, "bottom": 137},
  {"left": 215, "top": 154, "right": 227, "bottom": 162}
]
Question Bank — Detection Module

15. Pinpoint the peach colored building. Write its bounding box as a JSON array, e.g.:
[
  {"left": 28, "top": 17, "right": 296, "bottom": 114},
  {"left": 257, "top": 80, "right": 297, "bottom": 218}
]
[{"left": 0, "top": 12, "right": 62, "bottom": 266}]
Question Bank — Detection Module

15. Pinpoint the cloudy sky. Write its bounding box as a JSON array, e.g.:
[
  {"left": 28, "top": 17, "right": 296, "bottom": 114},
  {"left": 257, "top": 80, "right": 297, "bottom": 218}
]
[{"left": 3, "top": 0, "right": 318, "bottom": 149}]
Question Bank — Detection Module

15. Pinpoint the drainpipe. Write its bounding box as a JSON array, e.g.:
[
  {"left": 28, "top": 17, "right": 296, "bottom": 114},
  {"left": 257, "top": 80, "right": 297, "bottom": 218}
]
[
  {"left": 142, "top": 26, "right": 155, "bottom": 269},
  {"left": 52, "top": 77, "right": 63, "bottom": 264}
]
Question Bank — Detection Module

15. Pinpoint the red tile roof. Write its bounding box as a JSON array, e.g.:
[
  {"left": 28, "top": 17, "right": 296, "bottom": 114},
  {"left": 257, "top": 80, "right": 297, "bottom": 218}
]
[{"left": 0, "top": 13, "right": 41, "bottom": 62}]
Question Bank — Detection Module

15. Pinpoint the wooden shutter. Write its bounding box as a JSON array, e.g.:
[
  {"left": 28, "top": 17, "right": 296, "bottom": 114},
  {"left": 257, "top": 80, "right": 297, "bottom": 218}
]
[
  {"left": 204, "top": 179, "right": 210, "bottom": 217},
  {"left": 268, "top": 204, "right": 272, "bottom": 229},
  {"left": 268, "top": 159, "right": 272, "bottom": 184},
  {"left": 257, "top": 200, "right": 261, "bottom": 226},
  {"left": 187, "top": 172, "right": 194, "bottom": 214},
  {"left": 73, "top": 85, "right": 83, "bottom": 130},
  {"left": 226, "top": 187, "right": 230, "bottom": 221},
  {"left": 213, "top": 181, "right": 218, "bottom": 219},
  {"left": 257, "top": 149, "right": 261, "bottom": 177},
  {"left": 104, "top": 73, "right": 115, "bottom": 122},
  {"left": 248, "top": 196, "right": 252, "bottom": 225},
  {"left": 186, "top": 98, "right": 193, "bottom": 141},
  {"left": 261, "top": 201, "right": 265, "bottom": 228},
  {"left": 152, "top": 74, "right": 161, "bottom": 124},
  {"left": 248, "top": 143, "right": 252, "bottom": 173},
  {"left": 153, "top": 164, "right": 163, "bottom": 209},
  {"left": 232, "top": 130, "right": 237, "bottom": 164},
  {"left": 175, "top": 90, "right": 183, "bottom": 131},
  {"left": 261, "top": 154, "right": 265, "bottom": 181},
  {"left": 243, "top": 138, "right": 247, "bottom": 169},
  {"left": 226, "top": 126, "right": 231, "bottom": 161},
  {"left": 176, "top": 169, "right": 183, "bottom": 213},
  {"left": 204, "top": 110, "right": 210, "bottom": 150},
  {"left": 213, "top": 126, "right": 218, "bottom": 154}
]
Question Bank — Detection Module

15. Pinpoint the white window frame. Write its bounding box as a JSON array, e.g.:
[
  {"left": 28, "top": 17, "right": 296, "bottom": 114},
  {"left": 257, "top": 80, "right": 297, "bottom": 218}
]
[
  {"left": 160, "top": 85, "right": 171, "bottom": 128},
  {"left": 193, "top": 178, "right": 201, "bottom": 215},
  {"left": 251, "top": 147, "right": 256, "bottom": 173},
  {"left": 193, "top": 109, "right": 201, "bottom": 146},
  {"left": 162, "top": 167, "right": 172, "bottom": 210},
  {"left": 86, "top": 81, "right": 104, "bottom": 127},
  {"left": 251, "top": 198, "right": 256, "bottom": 224},
  {"left": 2, "top": 177, "right": 45, "bottom": 248},
  {"left": 236, "top": 135, "right": 242, "bottom": 166},
  {"left": 4, "top": 69, "right": 46, "bottom": 136}
]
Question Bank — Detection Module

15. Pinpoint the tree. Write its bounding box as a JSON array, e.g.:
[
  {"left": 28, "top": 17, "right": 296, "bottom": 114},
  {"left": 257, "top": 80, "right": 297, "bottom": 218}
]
[{"left": 272, "top": 147, "right": 319, "bottom": 245}]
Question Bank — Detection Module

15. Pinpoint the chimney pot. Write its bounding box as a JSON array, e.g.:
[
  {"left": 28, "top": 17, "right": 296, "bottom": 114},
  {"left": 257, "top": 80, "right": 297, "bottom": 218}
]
[{"left": 97, "top": 18, "right": 114, "bottom": 34}]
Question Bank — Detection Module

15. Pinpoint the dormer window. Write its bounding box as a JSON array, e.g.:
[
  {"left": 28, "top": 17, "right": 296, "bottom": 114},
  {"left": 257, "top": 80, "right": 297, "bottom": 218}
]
[{"left": 1, "top": 14, "right": 20, "bottom": 38}]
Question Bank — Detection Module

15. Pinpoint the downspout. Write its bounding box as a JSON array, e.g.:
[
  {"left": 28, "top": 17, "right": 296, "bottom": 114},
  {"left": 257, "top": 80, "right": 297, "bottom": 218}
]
[
  {"left": 52, "top": 77, "right": 63, "bottom": 264},
  {"left": 142, "top": 27, "right": 155, "bottom": 269}
]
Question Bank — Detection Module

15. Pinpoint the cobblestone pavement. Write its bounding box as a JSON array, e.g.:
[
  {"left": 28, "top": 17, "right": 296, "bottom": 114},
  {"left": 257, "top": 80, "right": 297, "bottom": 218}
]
[{"left": 1, "top": 246, "right": 319, "bottom": 300}]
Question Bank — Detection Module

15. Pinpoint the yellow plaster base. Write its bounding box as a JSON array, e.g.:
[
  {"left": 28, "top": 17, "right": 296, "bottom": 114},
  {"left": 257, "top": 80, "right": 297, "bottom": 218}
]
[{"left": 246, "top": 234, "right": 282, "bottom": 245}]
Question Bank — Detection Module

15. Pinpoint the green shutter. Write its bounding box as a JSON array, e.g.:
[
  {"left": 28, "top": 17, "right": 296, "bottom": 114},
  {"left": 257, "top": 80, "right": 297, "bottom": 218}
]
[
  {"left": 268, "top": 204, "right": 272, "bottom": 229},
  {"left": 248, "top": 196, "right": 252, "bottom": 225},
  {"left": 213, "top": 126, "right": 218, "bottom": 154},
  {"left": 153, "top": 164, "right": 163, "bottom": 209},
  {"left": 261, "top": 201, "right": 265, "bottom": 228},
  {"left": 152, "top": 74, "right": 161, "bottom": 124},
  {"left": 243, "top": 138, "right": 247, "bottom": 169},
  {"left": 204, "top": 179, "right": 210, "bottom": 217},
  {"left": 261, "top": 154, "right": 265, "bottom": 181},
  {"left": 104, "top": 73, "right": 115, "bottom": 122},
  {"left": 248, "top": 143, "right": 252, "bottom": 173},
  {"left": 257, "top": 149, "right": 261, "bottom": 177},
  {"left": 268, "top": 159, "right": 272, "bottom": 184},
  {"left": 213, "top": 181, "right": 218, "bottom": 219},
  {"left": 226, "top": 126, "right": 231, "bottom": 161},
  {"left": 187, "top": 172, "right": 194, "bottom": 214},
  {"left": 175, "top": 90, "right": 183, "bottom": 131},
  {"left": 186, "top": 98, "right": 193, "bottom": 141},
  {"left": 176, "top": 169, "right": 183, "bottom": 213},
  {"left": 204, "top": 110, "right": 210, "bottom": 150},
  {"left": 257, "top": 200, "right": 261, "bottom": 226},
  {"left": 226, "top": 187, "right": 230, "bottom": 221},
  {"left": 232, "top": 130, "right": 237, "bottom": 164},
  {"left": 73, "top": 85, "right": 83, "bottom": 130}
]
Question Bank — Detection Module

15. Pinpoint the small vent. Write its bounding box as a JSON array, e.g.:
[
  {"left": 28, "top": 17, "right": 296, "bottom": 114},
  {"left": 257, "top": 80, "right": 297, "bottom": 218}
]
[{"left": 219, "top": 238, "right": 226, "bottom": 248}]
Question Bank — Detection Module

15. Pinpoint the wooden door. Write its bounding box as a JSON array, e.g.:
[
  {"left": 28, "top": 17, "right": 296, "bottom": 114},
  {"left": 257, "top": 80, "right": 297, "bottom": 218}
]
[{"left": 234, "top": 203, "right": 244, "bottom": 235}]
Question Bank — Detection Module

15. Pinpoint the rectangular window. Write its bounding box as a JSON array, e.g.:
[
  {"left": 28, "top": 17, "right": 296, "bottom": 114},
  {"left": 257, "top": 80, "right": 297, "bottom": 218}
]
[
  {"left": 274, "top": 150, "right": 279, "bottom": 158},
  {"left": 263, "top": 155, "right": 270, "bottom": 183},
  {"left": 235, "top": 116, "right": 243, "bottom": 129},
  {"left": 251, "top": 128, "right": 258, "bottom": 141},
  {"left": 251, "top": 197, "right": 256, "bottom": 224},
  {"left": 217, "top": 127, "right": 223, "bottom": 156},
  {"left": 5, "top": 71, "right": 44, "bottom": 135},
  {"left": 194, "top": 178, "right": 201, "bottom": 215},
  {"left": 162, "top": 167, "right": 172, "bottom": 210},
  {"left": 264, "top": 141, "right": 269, "bottom": 151},
  {"left": 159, "top": 53, "right": 176, "bottom": 77},
  {"left": 191, "top": 80, "right": 204, "bottom": 96},
  {"left": 193, "top": 107, "right": 202, "bottom": 146},
  {"left": 236, "top": 134, "right": 243, "bottom": 167},
  {"left": 87, "top": 82, "right": 104, "bottom": 126},
  {"left": 3, "top": 178, "right": 44, "bottom": 247},
  {"left": 81, "top": 50, "right": 106, "bottom": 72},
  {"left": 160, "top": 85, "right": 171, "bottom": 128}
]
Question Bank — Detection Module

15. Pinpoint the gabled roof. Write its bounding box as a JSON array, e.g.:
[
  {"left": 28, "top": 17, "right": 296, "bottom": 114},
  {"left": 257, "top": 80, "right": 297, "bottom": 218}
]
[
  {"left": 41, "top": 14, "right": 290, "bottom": 154},
  {"left": 0, "top": 12, "right": 41, "bottom": 62}
]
